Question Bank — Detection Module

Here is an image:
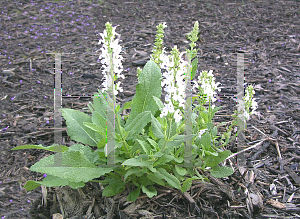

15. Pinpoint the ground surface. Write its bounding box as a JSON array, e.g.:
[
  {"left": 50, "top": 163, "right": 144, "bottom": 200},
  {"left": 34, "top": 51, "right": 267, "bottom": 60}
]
[{"left": 0, "top": 0, "right": 300, "bottom": 218}]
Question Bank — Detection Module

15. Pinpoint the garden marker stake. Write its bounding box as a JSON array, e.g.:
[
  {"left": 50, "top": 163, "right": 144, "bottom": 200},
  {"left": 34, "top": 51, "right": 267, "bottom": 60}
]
[{"left": 184, "top": 51, "right": 193, "bottom": 168}]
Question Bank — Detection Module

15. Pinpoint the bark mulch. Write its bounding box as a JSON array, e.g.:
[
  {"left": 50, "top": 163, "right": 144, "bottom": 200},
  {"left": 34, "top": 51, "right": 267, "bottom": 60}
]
[{"left": 0, "top": 0, "right": 300, "bottom": 218}]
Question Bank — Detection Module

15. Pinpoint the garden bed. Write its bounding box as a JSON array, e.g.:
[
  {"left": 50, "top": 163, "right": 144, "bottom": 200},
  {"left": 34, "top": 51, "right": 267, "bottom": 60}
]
[{"left": 1, "top": 0, "right": 300, "bottom": 218}]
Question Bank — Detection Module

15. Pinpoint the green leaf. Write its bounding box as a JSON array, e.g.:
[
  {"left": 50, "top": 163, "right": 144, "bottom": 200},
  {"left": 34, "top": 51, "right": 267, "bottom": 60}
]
[
  {"left": 147, "top": 138, "right": 159, "bottom": 151},
  {"left": 200, "top": 111, "right": 209, "bottom": 124},
  {"left": 141, "top": 185, "right": 157, "bottom": 198},
  {"left": 11, "top": 144, "right": 69, "bottom": 152},
  {"left": 125, "top": 111, "right": 152, "bottom": 137},
  {"left": 126, "top": 60, "right": 162, "bottom": 125},
  {"left": 181, "top": 177, "right": 200, "bottom": 193},
  {"left": 89, "top": 90, "right": 108, "bottom": 118},
  {"left": 102, "top": 179, "right": 126, "bottom": 197},
  {"left": 210, "top": 166, "right": 234, "bottom": 178},
  {"left": 23, "top": 180, "right": 41, "bottom": 191},
  {"left": 152, "top": 96, "right": 164, "bottom": 110},
  {"left": 122, "top": 100, "right": 132, "bottom": 110},
  {"left": 97, "top": 137, "right": 107, "bottom": 148},
  {"left": 61, "top": 108, "right": 102, "bottom": 146},
  {"left": 127, "top": 187, "right": 140, "bottom": 202},
  {"left": 211, "top": 106, "right": 222, "bottom": 118},
  {"left": 199, "top": 132, "right": 211, "bottom": 151},
  {"left": 29, "top": 144, "right": 113, "bottom": 183},
  {"left": 136, "top": 139, "right": 151, "bottom": 155},
  {"left": 191, "top": 58, "right": 198, "bottom": 80},
  {"left": 92, "top": 111, "right": 107, "bottom": 131},
  {"left": 203, "top": 150, "right": 231, "bottom": 167},
  {"left": 83, "top": 122, "right": 106, "bottom": 136},
  {"left": 154, "top": 154, "right": 174, "bottom": 166},
  {"left": 122, "top": 157, "right": 150, "bottom": 167},
  {"left": 173, "top": 157, "right": 184, "bottom": 163},
  {"left": 150, "top": 114, "right": 164, "bottom": 139},
  {"left": 115, "top": 104, "right": 121, "bottom": 114},
  {"left": 68, "top": 144, "right": 99, "bottom": 164},
  {"left": 124, "top": 167, "right": 145, "bottom": 182},
  {"left": 176, "top": 123, "right": 185, "bottom": 135},
  {"left": 175, "top": 166, "right": 187, "bottom": 176},
  {"left": 42, "top": 175, "right": 85, "bottom": 189},
  {"left": 138, "top": 175, "right": 153, "bottom": 187},
  {"left": 175, "top": 144, "right": 184, "bottom": 157},
  {"left": 157, "top": 168, "right": 181, "bottom": 189},
  {"left": 170, "top": 121, "right": 178, "bottom": 139},
  {"left": 146, "top": 172, "right": 165, "bottom": 186},
  {"left": 211, "top": 126, "right": 218, "bottom": 139}
]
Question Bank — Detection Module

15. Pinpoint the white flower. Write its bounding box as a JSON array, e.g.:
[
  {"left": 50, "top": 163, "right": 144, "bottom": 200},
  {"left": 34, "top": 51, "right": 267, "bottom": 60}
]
[
  {"left": 235, "top": 85, "right": 259, "bottom": 122},
  {"left": 192, "top": 70, "right": 221, "bottom": 104},
  {"left": 160, "top": 102, "right": 175, "bottom": 118},
  {"left": 159, "top": 47, "right": 188, "bottom": 122},
  {"left": 198, "top": 129, "right": 207, "bottom": 138},
  {"left": 98, "top": 23, "right": 124, "bottom": 95},
  {"left": 174, "top": 109, "right": 182, "bottom": 123},
  {"left": 251, "top": 99, "right": 258, "bottom": 114},
  {"left": 160, "top": 53, "right": 169, "bottom": 70}
]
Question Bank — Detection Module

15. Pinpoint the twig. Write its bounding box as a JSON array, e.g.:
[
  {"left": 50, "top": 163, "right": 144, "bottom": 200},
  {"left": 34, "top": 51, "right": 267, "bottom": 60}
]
[
  {"left": 251, "top": 125, "right": 268, "bottom": 138},
  {"left": 226, "top": 139, "right": 266, "bottom": 160}
]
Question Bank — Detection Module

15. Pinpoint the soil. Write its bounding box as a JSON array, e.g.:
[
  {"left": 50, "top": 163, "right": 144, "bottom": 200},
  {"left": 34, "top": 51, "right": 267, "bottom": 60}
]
[{"left": 1, "top": 0, "right": 300, "bottom": 218}]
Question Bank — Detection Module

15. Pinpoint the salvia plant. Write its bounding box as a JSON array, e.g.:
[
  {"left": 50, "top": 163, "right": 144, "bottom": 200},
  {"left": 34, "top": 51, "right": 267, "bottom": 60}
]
[{"left": 12, "top": 21, "right": 258, "bottom": 202}]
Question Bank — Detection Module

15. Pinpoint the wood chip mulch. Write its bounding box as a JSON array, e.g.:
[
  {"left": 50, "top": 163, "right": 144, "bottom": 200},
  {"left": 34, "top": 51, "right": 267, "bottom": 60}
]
[{"left": 0, "top": 0, "right": 300, "bottom": 218}]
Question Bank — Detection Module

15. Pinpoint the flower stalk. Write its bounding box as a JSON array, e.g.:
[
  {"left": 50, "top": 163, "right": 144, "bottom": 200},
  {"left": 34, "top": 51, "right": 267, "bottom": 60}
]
[{"left": 98, "top": 22, "right": 125, "bottom": 163}]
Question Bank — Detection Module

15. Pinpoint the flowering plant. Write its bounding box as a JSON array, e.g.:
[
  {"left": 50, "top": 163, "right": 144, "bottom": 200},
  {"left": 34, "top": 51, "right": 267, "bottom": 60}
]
[{"left": 12, "top": 21, "right": 258, "bottom": 201}]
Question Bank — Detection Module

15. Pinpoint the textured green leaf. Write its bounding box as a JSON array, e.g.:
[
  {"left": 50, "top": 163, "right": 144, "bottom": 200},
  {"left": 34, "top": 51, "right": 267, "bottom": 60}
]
[
  {"left": 141, "top": 185, "right": 157, "bottom": 198},
  {"left": 211, "top": 126, "right": 218, "bottom": 138},
  {"left": 181, "top": 177, "right": 200, "bottom": 193},
  {"left": 173, "top": 157, "right": 184, "bottom": 163},
  {"left": 136, "top": 139, "right": 151, "bottom": 155},
  {"left": 102, "top": 179, "right": 125, "bottom": 197},
  {"left": 122, "top": 100, "right": 132, "bottom": 110},
  {"left": 191, "top": 57, "right": 198, "bottom": 80},
  {"left": 24, "top": 176, "right": 86, "bottom": 191},
  {"left": 92, "top": 111, "right": 107, "bottom": 131},
  {"left": 154, "top": 154, "right": 174, "bottom": 166},
  {"left": 62, "top": 108, "right": 102, "bottom": 146},
  {"left": 152, "top": 96, "right": 164, "bottom": 110},
  {"left": 127, "top": 187, "right": 140, "bottom": 202},
  {"left": 210, "top": 166, "right": 234, "bottom": 178},
  {"left": 68, "top": 144, "right": 99, "bottom": 164},
  {"left": 89, "top": 90, "right": 108, "bottom": 118},
  {"left": 83, "top": 122, "right": 106, "bottom": 136},
  {"left": 146, "top": 172, "right": 165, "bottom": 186},
  {"left": 170, "top": 121, "right": 178, "bottom": 139},
  {"left": 11, "top": 144, "right": 69, "bottom": 152},
  {"left": 124, "top": 111, "right": 152, "bottom": 137},
  {"left": 175, "top": 166, "right": 187, "bottom": 176},
  {"left": 150, "top": 114, "right": 164, "bottom": 139},
  {"left": 147, "top": 138, "right": 159, "bottom": 151},
  {"left": 122, "top": 157, "right": 151, "bottom": 167},
  {"left": 204, "top": 150, "right": 231, "bottom": 167},
  {"left": 199, "top": 132, "right": 211, "bottom": 151},
  {"left": 138, "top": 175, "right": 153, "bottom": 187},
  {"left": 124, "top": 167, "right": 145, "bottom": 182},
  {"left": 23, "top": 180, "right": 41, "bottom": 191},
  {"left": 126, "top": 60, "right": 162, "bottom": 125},
  {"left": 157, "top": 168, "right": 181, "bottom": 189},
  {"left": 30, "top": 144, "right": 113, "bottom": 183}
]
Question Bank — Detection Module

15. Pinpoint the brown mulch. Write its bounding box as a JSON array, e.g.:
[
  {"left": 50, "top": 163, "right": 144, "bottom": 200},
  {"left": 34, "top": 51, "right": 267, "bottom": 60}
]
[{"left": 1, "top": 0, "right": 300, "bottom": 218}]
